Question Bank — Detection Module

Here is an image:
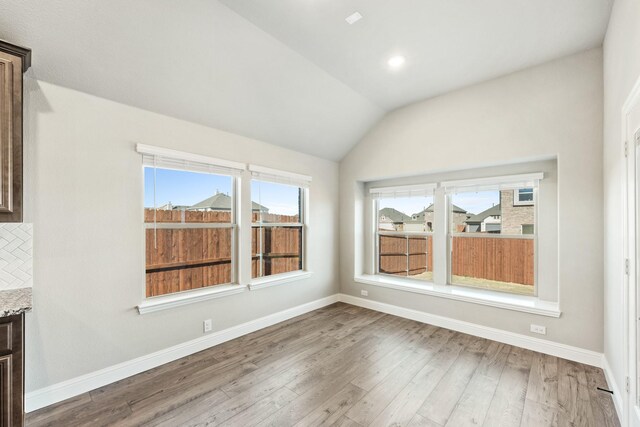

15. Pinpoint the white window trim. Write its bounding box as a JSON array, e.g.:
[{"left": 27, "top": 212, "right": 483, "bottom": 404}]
[
  {"left": 370, "top": 183, "right": 436, "bottom": 199},
  {"left": 354, "top": 274, "right": 560, "bottom": 318},
  {"left": 513, "top": 188, "right": 535, "bottom": 206},
  {"left": 367, "top": 173, "right": 546, "bottom": 308},
  {"left": 137, "top": 149, "right": 315, "bottom": 312},
  {"left": 137, "top": 144, "right": 245, "bottom": 172},
  {"left": 441, "top": 172, "right": 544, "bottom": 192},
  {"left": 138, "top": 145, "right": 245, "bottom": 312},
  {"left": 249, "top": 173, "right": 310, "bottom": 288},
  {"left": 249, "top": 164, "right": 312, "bottom": 188},
  {"left": 249, "top": 271, "right": 313, "bottom": 290},
  {"left": 137, "top": 284, "right": 246, "bottom": 315}
]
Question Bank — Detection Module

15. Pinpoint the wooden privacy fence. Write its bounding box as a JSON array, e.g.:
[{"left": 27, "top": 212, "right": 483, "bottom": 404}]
[
  {"left": 251, "top": 226, "right": 302, "bottom": 279},
  {"left": 378, "top": 235, "right": 433, "bottom": 276},
  {"left": 378, "top": 234, "right": 534, "bottom": 286},
  {"left": 145, "top": 209, "right": 301, "bottom": 297},
  {"left": 451, "top": 236, "right": 534, "bottom": 285}
]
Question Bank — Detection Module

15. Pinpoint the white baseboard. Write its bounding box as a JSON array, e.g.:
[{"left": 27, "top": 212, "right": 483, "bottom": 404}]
[
  {"left": 601, "top": 355, "right": 624, "bottom": 423},
  {"left": 338, "top": 293, "right": 603, "bottom": 367},
  {"left": 27, "top": 292, "right": 606, "bottom": 413},
  {"left": 25, "top": 294, "right": 340, "bottom": 413}
]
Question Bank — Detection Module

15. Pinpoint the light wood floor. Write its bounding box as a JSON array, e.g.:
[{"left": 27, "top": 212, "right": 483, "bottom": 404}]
[{"left": 26, "top": 303, "right": 620, "bottom": 426}]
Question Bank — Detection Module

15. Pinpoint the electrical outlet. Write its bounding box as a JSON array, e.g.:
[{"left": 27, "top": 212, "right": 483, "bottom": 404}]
[
  {"left": 361, "top": 290, "right": 368, "bottom": 297},
  {"left": 203, "top": 319, "right": 212, "bottom": 333},
  {"left": 530, "top": 324, "right": 546, "bottom": 335}
]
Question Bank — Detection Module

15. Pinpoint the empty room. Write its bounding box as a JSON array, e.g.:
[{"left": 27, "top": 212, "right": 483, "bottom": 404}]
[{"left": 0, "top": 0, "right": 637, "bottom": 425}]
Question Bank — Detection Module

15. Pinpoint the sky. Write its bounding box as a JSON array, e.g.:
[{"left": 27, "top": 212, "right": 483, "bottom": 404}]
[
  {"left": 144, "top": 167, "right": 499, "bottom": 217},
  {"left": 379, "top": 191, "right": 500, "bottom": 216},
  {"left": 251, "top": 180, "right": 300, "bottom": 216},
  {"left": 451, "top": 191, "right": 500, "bottom": 215},
  {"left": 144, "top": 167, "right": 300, "bottom": 215}
]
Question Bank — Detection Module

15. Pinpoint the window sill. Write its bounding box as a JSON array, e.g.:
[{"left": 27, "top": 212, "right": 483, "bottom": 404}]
[
  {"left": 137, "top": 284, "right": 246, "bottom": 315},
  {"left": 249, "top": 271, "right": 313, "bottom": 290},
  {"left": 354, "top": 275, "right": 561, "bottom": 318}
]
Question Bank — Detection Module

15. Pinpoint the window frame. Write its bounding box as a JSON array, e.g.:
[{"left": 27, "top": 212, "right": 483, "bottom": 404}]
[
  {"left": 142, "top": 163, "right": 239, "bottom": 297},
  {"left": 373, "top": 200, "right": 434, "bottom": 282},
  {"left": 447, "top": 183, "right": 539, "bottom": 297},
  {"left": 136, "top": 144, "right": 246, "bottom": 313},
  {"left": 251, "top": 182, "right": 307, "bottom": 281},
  {"left": 513, "top": 187, "right": 535, "bottom": 206},
  {"left": 248, "top": 164, "right": 312, "bottom": 289},
  {"left": 370, "top": 184, "right": 436, "bottom": 283},
  {"left": 367, "top": 174, "right": 542, "bottom": 297},
  {"left": 135, "top": 147, "right": 314, "bottom": 312}
]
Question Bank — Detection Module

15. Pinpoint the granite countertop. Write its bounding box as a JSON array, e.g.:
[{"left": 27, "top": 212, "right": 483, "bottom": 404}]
[{"left": 0, "top": 288, "right": 32, "bottom": 317}]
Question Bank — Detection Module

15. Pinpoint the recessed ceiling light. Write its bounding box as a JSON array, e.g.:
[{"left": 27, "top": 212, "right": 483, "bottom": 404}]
[
  {"left": 387, "top": 55, "right": 406, "bottom": 69},
  {"left": 345, "top": 12, "right": 363, "bottom": 25}
]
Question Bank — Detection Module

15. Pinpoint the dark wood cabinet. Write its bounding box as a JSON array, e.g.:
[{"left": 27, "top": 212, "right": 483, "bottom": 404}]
[
  {"left": 0, "top": 41, "right": 31, "bottom": 223},
  {"left": 0, "top": 315, "right": 23, "bottom": 427}
]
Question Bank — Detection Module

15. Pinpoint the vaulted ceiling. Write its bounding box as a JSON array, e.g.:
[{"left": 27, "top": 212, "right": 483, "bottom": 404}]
[{"left": 0, "top": 0, "right": 612, "bottom": 160}]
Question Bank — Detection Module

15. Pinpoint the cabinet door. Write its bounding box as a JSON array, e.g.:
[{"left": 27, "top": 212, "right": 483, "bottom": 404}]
[
  {"left": 0, "top": 44, "right": 25, "bottom": 223},
  {"left": 0, "top": 354, "right": 11, "bottom": 427},
  {"left": 0, "top": 54, "right": 14, "bottom": 215}
]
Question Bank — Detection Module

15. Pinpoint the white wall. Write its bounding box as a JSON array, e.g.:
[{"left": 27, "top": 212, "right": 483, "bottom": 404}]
[
  {"left": 603, "top": 0, "right": 640, "bottom": 401},
  {"left": 340, "top": 48, "right": 604, "bottom": 351},
  {"left": 0, "top": 0, "right": 383, "bottom": 161},
  {"left": 22, "top": 80, "right": 340, "bottom": 392}
]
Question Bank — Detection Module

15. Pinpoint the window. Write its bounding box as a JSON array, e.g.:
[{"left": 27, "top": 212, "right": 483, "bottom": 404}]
[
  {"left": 514, "top": 188, "right": 534, "bottom": 205},
  {"left": 250, "top": 166, "right": 310, "bottom": 280},
  {"left": 371, "top": 184, "right": 435, "bottom": 281},
  {"left": 447, "top": 179, "right": 538, "bottom": 296},
  {"left": 139, "top": 145, "right": 243, "bottom": 298},
  {"left": 366, "top": 173, "right": 543, "bottom": 299}
]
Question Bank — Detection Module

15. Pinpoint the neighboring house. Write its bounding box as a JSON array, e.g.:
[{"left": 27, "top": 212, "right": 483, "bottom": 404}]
[
  {"left": 500, "top": 189, "right": 535, "bottom": 234},
  {"left": 189, "top": 192, "right": 268, "bottom": 213},
  {"left": 465, "top": 204, "right": 502, "bottom": 233},
  {"left": 406, "top": 204, "right": 469, "bottom": 232},
  {"left": 378, "top": 207, "right": 412, "bottom": 231},
  {"left": 464, "top": 189, "right": 535, "bottom": 234},
  {"left": 157, "top": 202, "right": 190, "bottom": 211}
]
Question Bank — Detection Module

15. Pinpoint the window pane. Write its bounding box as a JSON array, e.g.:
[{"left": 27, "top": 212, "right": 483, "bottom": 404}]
[
  {"left": 378, "top": 196, "right": 434, "bottom": 232},
  {"left": 251, "top": 180, "right": 301, "bottom": 223},
  {"left": 450, "top": 187, "right": 535, "bottom": 295},
  {"left": 252, "top": 226, "right": 303, "bottom": 278},
  {"left": 518, "top": 188, "right": 534, "bottom": 202},
  {"left": 378, "top": 234, "right": 432, "bottom": 281},
  {"left": 144, "top": 167, "right": 234, "bottom": 298},
  {"left": 251, "top": 180, "right": 304, "bottom": 279},
  {"left": 144, "top": 168, "right": 233, "bottom": 222}
]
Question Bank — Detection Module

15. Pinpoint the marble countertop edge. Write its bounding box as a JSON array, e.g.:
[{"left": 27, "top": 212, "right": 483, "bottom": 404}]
[{"left": 0, "top": 287, "right": 32, "bottom": 317}]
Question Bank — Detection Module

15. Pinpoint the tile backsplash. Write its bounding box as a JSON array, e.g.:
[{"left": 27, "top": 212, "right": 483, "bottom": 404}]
[{"left": 0, "top": 223, "right": 32, "bottom": 290}]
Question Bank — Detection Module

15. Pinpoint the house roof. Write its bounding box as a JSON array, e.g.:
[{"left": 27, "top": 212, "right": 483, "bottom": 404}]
[
  {"left": 379, "top": 207, "right": 411, "bottom": 223},
  {"left": 466, "top": 204, "right": 501, "bottom": 223},
  {"left": 411, "top": 204, "right": 467, "bottom": 218},
  {"left": 190, "top": 193, "right": 268, "bottom": 212}
]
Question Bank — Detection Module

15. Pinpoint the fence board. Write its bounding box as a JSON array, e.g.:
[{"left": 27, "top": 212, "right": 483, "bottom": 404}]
[
  {"left": 378, "top": 235, "right": 432, "bottom": 277},
  {"left": 451, "top": 236, "right": 534, "bottom": 285},
  {"left": 378, "top": 234, "right": 533, "bottom": 286},
  {"left": 145, "top": 208, "right": 302, "bottom": 297}
]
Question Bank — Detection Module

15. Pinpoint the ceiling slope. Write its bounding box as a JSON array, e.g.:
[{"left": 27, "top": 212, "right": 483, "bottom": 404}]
[
  {"left": 0, "top": 0, "right": 383, "bottom": 161},
  {"left": 221, "top": 0, "right": 613, "bottom": 110}
]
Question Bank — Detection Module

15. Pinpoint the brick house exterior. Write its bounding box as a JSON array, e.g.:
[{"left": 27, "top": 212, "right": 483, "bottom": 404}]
[{"left": 500, "top": 190, "right": 535, "bottom": 234}]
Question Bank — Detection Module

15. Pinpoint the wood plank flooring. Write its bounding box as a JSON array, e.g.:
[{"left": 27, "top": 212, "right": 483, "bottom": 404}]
[{"left": 26, "top": 303, "right": 620, "bottom": 427}]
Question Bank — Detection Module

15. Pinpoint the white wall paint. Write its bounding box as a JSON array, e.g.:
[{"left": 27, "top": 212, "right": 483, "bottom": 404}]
[
  {"left": 603, "top": 0, "right": 640, "bottom": 403},
  {"left": 21, "top": 80, "right": 340, "bottom": 392},
  {"left": 0, "top": 0, "right": 383, "bottom": 161},
  {"left": 340, "top": 48, "right": 604, "bottom": 351}
]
